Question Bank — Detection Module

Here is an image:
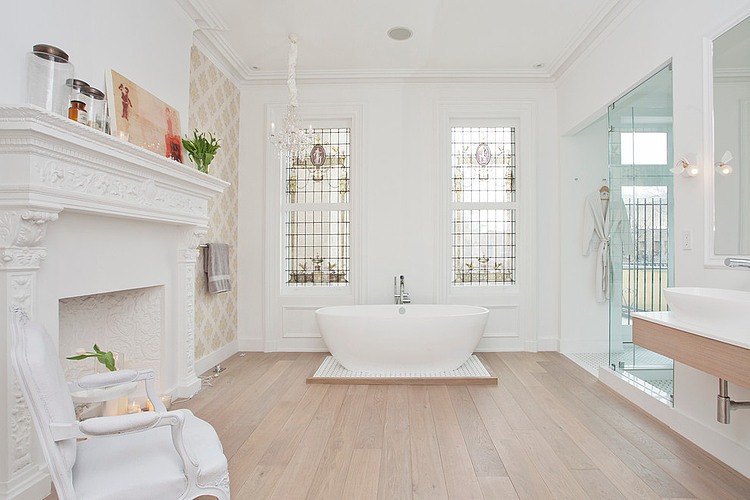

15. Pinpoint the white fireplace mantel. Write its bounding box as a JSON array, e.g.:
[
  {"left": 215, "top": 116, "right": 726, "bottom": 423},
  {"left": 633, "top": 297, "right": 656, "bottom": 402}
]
[
  {"left": 0, "top": 105, "right": 229, "bottom": 499},
  {"left": 0, "top": 105, "right": 228, "bottom": 225}
]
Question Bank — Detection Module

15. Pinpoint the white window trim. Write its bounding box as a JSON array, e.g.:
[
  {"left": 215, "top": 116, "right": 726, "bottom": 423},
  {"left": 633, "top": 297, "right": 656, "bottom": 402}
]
[
  {"left": 436, "top": 102, "right": 537, "bottom": 350},
  {"left": 264, "top": 102, "right": 364, "bottom": 351}
]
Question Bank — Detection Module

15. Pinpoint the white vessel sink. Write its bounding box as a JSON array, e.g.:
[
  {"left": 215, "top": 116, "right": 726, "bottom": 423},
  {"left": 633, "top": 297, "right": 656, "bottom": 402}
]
[{"left": 663, "top": 287, "right": 750, "bottom": 346}]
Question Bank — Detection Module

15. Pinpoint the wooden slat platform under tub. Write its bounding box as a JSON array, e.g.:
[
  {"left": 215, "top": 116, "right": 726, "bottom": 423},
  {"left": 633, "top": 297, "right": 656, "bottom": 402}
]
[{"left": 306, "top": 355, "right": 498, "bottom": 385}]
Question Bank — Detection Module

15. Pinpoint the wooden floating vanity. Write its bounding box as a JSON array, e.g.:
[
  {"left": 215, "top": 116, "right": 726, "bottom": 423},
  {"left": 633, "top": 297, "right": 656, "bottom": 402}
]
[{"left": 633, "top": 313, "right": 750, "bottom": 389}]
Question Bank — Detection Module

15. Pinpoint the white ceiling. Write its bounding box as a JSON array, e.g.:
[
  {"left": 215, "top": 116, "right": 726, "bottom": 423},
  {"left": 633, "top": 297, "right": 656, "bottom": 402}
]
[{"left": 180, "top": 0, "right": 632, "bottom": 82}]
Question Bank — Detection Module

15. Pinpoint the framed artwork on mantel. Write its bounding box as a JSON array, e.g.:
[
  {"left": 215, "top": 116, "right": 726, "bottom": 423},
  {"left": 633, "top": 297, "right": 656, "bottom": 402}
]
[{"left": 105, "top": 69, "right": 183, "bottom": 162}]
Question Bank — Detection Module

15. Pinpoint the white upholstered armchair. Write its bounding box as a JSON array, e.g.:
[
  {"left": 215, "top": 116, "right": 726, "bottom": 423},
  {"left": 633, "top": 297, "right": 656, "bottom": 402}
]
[{"left": 9, "top": 307, "right": 230, "bottom": 499}]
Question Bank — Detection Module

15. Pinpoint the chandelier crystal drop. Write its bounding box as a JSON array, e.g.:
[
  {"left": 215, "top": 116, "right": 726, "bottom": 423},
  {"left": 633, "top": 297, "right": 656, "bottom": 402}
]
[{"left": 270, "top": 34, "right": 314, "bottom": 160}]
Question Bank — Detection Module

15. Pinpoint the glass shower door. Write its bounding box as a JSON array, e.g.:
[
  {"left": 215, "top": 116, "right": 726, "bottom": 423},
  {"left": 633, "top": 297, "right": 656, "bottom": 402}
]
[{"left": 607, "top": 65, "right": 675, "bottom": 402}]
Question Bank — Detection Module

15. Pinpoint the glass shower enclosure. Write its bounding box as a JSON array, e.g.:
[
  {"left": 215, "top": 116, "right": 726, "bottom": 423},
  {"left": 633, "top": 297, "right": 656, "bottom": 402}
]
[{"left": 607, "top": 65, "right": 675, "bottom": 402}]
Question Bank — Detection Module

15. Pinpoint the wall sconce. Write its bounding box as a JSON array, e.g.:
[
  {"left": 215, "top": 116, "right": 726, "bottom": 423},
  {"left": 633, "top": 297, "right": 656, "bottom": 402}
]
[
  {"left": 716, "top": 150, "right": 734, "bottom": 176},
  {"left": 671, "top": 158, "right": 700, "bottom": 177}
]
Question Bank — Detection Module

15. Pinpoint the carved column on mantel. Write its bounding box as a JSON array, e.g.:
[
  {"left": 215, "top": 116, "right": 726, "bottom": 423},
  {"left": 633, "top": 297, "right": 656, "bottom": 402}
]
[
  {"left": 0, "top": 208, "right": 61, "bottom": 500},
  {"left": 175, "top": 225, "right": 208, "bottom": 398}
]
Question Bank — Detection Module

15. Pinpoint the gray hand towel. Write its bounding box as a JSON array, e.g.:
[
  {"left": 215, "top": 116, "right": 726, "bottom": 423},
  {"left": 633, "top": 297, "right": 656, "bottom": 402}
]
[{"left": 203, "top": 243, "right": 231, "bottom": 294}]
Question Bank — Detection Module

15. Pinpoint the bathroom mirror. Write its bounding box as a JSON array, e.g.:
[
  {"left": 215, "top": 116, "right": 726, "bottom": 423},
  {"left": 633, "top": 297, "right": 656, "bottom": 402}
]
[{"left": 712, "top": 15, "right": 750, "bottom": 255}]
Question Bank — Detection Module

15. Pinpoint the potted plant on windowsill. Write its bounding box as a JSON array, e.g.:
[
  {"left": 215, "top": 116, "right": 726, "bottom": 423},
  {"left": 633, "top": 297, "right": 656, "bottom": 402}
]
[{"left": 182, "top": 129, "right": 221, "bottom": 174}]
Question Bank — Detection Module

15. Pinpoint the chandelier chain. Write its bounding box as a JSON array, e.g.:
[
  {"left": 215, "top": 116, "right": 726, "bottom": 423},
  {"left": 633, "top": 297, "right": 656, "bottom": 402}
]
[{"left": 271, "top": 34, "right": 314, "bottom": 160}]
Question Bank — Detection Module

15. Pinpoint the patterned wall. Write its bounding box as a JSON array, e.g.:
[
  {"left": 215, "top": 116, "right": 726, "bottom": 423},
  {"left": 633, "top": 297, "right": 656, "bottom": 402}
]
[{"left": 188, "top": 46, "right": 239, "bottom": 362}]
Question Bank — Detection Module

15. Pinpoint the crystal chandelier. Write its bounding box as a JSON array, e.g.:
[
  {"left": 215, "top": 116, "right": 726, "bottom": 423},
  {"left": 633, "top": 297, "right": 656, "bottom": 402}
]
[{"left": 270, "top": 34, "right": 314, "bottom": 160}]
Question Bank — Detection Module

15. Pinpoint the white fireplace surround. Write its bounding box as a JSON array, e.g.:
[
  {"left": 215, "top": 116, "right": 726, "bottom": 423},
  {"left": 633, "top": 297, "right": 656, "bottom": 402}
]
[
  {"left": 0, "top": 105, "right": 228, "bottom": 498},
  {"left": 59, "top": 286, "right": 164, "bottom": 383}
]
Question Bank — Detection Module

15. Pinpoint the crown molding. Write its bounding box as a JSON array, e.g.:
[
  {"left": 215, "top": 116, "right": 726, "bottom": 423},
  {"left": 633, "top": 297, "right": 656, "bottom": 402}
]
[
  {"left": 177, "top": 0, "right": 639, "bottom": 86},
  {"left": 550, "top": 0, "right": 639, "bottom": 80},
  {"left": 192, "top": 30, "right": 247, "bottom": 86},
  {"left": 177, "top": 0, "right": 227, "bottom": 30},
  {"left": 240, "top": 68, "right": 556, "bottom": 86}
]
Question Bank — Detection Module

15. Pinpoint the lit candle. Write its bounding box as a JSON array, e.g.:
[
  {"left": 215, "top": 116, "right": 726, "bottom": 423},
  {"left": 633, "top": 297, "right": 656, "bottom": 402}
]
[{"left": 127, "top": 401, "right": 141, "bottom": 414}]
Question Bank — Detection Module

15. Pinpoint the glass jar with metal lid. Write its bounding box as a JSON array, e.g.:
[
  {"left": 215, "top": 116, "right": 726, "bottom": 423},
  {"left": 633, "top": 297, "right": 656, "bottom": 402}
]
[
  {"left": 81, "top": 85, "right": 107, "bottom": 132},
  {"left": 26, "top": 44, "right": 74, "bottom": 116},
  {"left": 66, "top": 78, "right": 89, "bottom": 110}
]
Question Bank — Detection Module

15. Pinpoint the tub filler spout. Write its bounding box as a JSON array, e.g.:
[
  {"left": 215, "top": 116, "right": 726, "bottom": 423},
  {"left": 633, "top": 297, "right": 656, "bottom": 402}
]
[{"left": 394, "top": 275, "right": 411, "bottom": 304}]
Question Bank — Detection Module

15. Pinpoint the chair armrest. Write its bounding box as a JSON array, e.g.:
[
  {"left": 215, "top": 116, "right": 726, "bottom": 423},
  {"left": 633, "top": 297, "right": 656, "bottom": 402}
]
[
  {"left": 50, "top": 409, "right": 200, "bottom": 471},
  {"left": 68, "top": 368, "right": 167, "bottom": 412},
  {"left": 50, "top": 408, "right": 199, "bottom": 476},
  {"left": 80, "top": 411, "right": 162, "bottom": 435},
  {"left": 69, "top": 369, "right": 143, "bottom": 391},
  {"left": 49, "top": 410, "right": 185, "bottom": 441}
]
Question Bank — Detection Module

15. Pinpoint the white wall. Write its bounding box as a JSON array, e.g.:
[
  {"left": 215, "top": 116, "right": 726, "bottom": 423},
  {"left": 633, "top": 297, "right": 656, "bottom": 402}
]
[
  {"left": 238, "top": 81, "right": 559, "bottom": 352},
  {"left": 0, "top": 0, "right": 194, "bottom": 133},
  {"left": 559, "top": 116, "right": 609, "bottom": 353},
  {"left": 556, "top": 0, "right": 750, "bottom": 476}
]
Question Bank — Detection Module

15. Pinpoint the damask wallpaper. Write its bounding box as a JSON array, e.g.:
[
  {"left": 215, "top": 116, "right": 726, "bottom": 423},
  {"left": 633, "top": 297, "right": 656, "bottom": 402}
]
[{"left": 188, "top": 46, "right": 240, "bottom": 362}]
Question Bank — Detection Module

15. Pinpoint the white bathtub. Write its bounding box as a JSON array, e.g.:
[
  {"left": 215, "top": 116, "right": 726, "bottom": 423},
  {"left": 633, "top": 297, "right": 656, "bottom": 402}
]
[{"left": 315, "top": 304, "right": 489, "bottom": 373}]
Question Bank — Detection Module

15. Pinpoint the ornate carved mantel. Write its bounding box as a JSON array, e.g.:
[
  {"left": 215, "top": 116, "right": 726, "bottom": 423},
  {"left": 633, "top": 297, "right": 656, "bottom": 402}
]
[{"left": 0, "top": 105, "right": 228, "bottom": 499}]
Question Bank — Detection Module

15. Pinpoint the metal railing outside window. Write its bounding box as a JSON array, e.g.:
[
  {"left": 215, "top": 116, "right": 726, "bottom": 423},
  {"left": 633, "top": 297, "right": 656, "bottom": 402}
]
[{"left": 620, "top": 195, "right": 669, "bottom": 320}]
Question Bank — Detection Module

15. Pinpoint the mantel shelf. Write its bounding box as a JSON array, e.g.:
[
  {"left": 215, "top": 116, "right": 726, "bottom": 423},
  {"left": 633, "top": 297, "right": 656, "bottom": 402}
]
[{"left": 0, "top": 105, "right": 229, "bottom": 227}]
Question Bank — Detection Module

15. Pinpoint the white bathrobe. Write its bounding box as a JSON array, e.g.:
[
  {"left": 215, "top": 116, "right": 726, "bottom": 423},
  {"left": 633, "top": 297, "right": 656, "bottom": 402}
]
[{"left": 582, "top": 190, "right": 623, "bottom": 302}]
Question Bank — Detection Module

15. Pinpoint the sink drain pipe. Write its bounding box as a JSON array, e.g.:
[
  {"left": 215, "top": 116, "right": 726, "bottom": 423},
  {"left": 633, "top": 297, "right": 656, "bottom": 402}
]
[{"left": 717, "top": 379, "right": 750, "bottom": 424}]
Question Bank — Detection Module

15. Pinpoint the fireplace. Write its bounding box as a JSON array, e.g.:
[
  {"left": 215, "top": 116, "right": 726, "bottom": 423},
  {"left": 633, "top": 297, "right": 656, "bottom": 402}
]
[
  {"left": 59, "top": 286, "right": 164, "bottom": 382},
  {"left": 0, "top": 105, "right": 228, "bottom": 498}
]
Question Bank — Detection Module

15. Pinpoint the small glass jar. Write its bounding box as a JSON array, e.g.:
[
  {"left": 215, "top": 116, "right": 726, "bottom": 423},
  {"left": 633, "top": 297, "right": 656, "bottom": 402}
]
[
  {"left": 81, "top": 85, "right": 107, "bottom": 132},
  {"left": 66, "top": 78, "right": 89, "bottom": 108},
  {"left": 26, "top": 44, "right": 74, "bottom": 116},
  {"left": 68, "top": 100, "right": 87, "bottom": 124}
]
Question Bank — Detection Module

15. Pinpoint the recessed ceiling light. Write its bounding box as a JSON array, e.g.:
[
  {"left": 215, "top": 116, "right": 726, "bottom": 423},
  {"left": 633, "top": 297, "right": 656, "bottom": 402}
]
[{"left": 388, "top": 27, "right": 413, "bottom": 41}]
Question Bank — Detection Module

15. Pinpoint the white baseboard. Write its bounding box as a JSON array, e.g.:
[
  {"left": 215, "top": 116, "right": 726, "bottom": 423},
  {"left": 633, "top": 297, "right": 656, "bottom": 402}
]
[
  {"left": 537, "top": 337, "right": 560, "bottom": 352},
  {"left": 263, "top": 339, "right": 276, "bottom": 352},
  {"left": 476, "top": 337, "right": 525, "bottom": 351},
  {"left": 0, "top": 465, "right": 50, "bottom": 500},
  {"left": 195, "top": 339, "right": 239, "bottom": 376},
  {"left": 238, "top": 337, "right": 265, "bottom": 352},
  {"left": 274, "top": 338, "right": 328, "bottom": 352},
  {"left": 560, "top": 338, "right": 611, "bottom": 353},
  {"left": 599, "top": 367, "right": 750, "bottom": 479}
]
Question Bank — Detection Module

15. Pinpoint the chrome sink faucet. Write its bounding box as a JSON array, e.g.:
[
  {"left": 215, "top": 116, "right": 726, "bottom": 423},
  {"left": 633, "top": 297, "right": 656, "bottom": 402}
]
[
  {"left": 724, "top": 257, "right": 750, "bottom": 269},
  {"left": 394, "top": 275, "right": 411, "bottom": 304}
]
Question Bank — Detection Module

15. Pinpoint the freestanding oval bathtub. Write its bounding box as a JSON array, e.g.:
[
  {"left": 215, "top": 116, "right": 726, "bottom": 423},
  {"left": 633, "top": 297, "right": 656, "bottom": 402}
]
[{"left": 315, "top": 304, "right": 489, "bottom": 373}]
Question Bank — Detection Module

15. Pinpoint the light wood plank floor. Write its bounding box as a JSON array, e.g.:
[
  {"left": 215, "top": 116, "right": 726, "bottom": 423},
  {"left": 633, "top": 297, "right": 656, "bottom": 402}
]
[
  {"left": 177, "top": 351, "right": 750, "bottom": 499},
  {"left": 48, "top": 351, "right": 750, "bottom": 499}
]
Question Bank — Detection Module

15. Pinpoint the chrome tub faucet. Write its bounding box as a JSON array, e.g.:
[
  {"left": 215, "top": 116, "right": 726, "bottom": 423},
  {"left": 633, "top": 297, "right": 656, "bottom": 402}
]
[
  {"left": 394, "top": 275, "right": 411, "bottom": 304},
  {"left": 724, "top": 257, "right": 750, "bottom": 269}
]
